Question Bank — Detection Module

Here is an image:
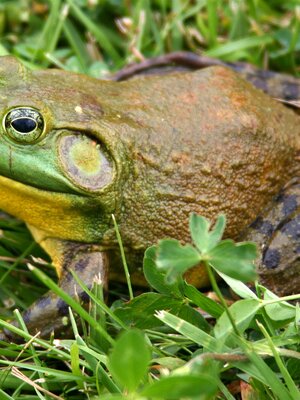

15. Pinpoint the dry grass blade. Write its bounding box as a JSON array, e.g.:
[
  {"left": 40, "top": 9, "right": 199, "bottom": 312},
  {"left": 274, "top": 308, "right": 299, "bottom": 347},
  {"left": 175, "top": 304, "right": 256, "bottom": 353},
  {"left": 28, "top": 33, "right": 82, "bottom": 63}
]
[
  {"left": 275, "top": 98, "right": 300, "bottom": 108},
  {"left": 11, "top": 367, "right": 64, "bottom": 400}
]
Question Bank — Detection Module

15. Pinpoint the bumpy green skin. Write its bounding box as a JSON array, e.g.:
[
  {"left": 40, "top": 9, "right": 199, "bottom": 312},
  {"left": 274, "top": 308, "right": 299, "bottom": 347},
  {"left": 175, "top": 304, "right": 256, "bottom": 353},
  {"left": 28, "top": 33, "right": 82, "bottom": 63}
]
[{"left": 0, "top": 56, "right": 299, "bottom": 339}]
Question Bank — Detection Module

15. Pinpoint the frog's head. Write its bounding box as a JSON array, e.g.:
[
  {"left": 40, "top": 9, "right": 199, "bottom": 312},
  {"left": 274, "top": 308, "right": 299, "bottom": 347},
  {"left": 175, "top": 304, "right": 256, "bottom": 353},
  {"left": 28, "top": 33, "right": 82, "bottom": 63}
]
[{"left": 0, "top": 57, "right": 127, "bottom": 243}]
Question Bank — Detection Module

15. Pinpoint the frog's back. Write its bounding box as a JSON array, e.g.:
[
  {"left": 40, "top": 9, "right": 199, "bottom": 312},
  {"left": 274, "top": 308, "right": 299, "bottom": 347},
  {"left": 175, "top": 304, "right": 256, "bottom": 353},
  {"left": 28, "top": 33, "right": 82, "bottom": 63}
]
[{"left": 103, "top": 67, "right": 300, "bottom": 248}]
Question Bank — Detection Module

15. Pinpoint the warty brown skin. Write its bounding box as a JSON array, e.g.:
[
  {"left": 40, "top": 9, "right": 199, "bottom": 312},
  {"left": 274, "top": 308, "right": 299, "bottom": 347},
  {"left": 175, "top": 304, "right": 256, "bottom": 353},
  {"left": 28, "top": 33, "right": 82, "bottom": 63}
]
[
  {"left": 103, "top": 66, "right": 300, "bottom": 249},
  {"left": 0, "top": 59, "right": 298, "bottom": 248}
]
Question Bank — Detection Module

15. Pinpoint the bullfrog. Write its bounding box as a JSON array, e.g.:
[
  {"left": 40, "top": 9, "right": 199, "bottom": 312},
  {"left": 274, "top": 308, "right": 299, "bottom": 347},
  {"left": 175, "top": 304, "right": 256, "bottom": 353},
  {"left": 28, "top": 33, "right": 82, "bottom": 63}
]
[{"left": 0, "top": 55, "right": 299, "bottom": 341}]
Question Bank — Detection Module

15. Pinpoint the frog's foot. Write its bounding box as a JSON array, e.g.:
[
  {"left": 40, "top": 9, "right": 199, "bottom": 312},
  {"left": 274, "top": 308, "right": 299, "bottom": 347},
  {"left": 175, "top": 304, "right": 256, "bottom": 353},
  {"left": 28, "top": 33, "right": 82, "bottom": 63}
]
[
  {"left": 243, "top": 180, "right": 300, "bottom": 296},
  {"left": 0, "top": 242, "right": 109, "bottom": 342}
]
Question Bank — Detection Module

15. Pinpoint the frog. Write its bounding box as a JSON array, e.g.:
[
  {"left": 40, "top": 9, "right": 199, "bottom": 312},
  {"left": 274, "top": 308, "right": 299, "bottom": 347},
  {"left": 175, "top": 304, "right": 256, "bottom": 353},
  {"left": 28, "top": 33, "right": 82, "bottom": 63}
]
[
  {"left": 112, "top": 51, "right": 300, "bottom": 103},
  {"left": 0, "top": 55, "right": 299, "bottom": 341}
]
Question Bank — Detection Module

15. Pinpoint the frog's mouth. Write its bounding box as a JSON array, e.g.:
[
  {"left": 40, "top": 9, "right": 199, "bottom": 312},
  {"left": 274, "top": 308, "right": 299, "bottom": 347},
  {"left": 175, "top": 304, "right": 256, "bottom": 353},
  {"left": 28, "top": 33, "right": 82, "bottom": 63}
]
[
  {"left": 0, "top": 129, "right": 117, "bottom": 196},
  {"left": 0, "top": 174, "right": 110, "bottom": 242}
]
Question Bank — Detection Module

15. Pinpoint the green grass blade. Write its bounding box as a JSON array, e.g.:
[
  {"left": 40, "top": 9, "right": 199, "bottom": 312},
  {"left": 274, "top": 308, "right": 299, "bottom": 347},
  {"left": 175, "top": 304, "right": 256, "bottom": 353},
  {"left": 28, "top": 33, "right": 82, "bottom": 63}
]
[
  {"left": 28, "top": 264, "right": 114, "bottom": 345},
  {"left": 63, "top": 19, "right": 90, "bottom": 73},
  {"left": 70, "top": 269, "right": 128, "bottom": 330},
  {"left": 206, "top": 35, "right": 274, "bottom": 58},
  {"left": 75, "top": 335, "right": 121, "bottom": 394},
  {"left": 32, "top": 0, "right": 65, "bottom": 64},
  {"left": 0, "top": 389, "right": 12, "bottom": 400},
  {"left": 0, "top": 359, "right": 86, "bottom": 382},
  {"left": 66, "top": 0, "right": 121, "bottom": 63},
  {"left": 0, "top": 44, "right": 9, "bottom": 56},
  {"left": 257, "top": 321, "right": 300, "bottom": 399},
  {"left": 236, "top": 337, "right": 294, "bottom": 400},
  {"left": 112, "top": 214, "right": 133, "bottom": 300},
  {"left": 155, "top": 310, "right": 225, "bottom": 352},
  {"left": 183, "top": 282, "right": 224, "bottom": 318},
  {"left": 207, "top": 0, "right": 218, "bottom": 46}
]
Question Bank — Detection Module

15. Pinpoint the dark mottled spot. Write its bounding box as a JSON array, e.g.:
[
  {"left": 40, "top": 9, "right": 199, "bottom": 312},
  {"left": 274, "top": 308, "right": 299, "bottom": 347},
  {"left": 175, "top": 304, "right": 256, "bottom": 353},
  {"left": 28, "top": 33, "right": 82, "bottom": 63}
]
[
  {"left": 36, "top": 295, "right": 52, "bottom": 309},
  {"left": 22, "top": 309, "right": 31, "bottom": 324},
  {"left": 274, "top": 191, "right": 284, "bottom": 203},
  {"left": 62, "top": 270, "right": 73, "bottom": 282},
  {"left": 75, "top": 256, "right": 90, "bottom": 273},
  {"left": 280, "top": 215, "right": 300, "bottom": 240},
  {"left": 281, "top": 81, "right": 300, "bottom": 101},
  {"left": 253, "top": 69, "right": 275, "bottom": 80},
  {"left": 57, "top": 298, "right": 68, "bottom": 316},
  {"left": 263, "top": 248, "right": 281, "bottom": 269},
  {"left": 282, "top": 195, "right": 298, "bottom": 217},
  {"left": 79, "top": 291, "right": 90, "bottom": 304},
  {"left": 250, "top": 216, "right": 262, "bottom": 229},
  {"left": 247, "top": 76, "right": 269, "bottom": 93},
  {"left": 250, "top": 216, "right": 274, "bottom": 237},
  {"left": 296, "top": 246, "right": 300, "bottom": 254}
]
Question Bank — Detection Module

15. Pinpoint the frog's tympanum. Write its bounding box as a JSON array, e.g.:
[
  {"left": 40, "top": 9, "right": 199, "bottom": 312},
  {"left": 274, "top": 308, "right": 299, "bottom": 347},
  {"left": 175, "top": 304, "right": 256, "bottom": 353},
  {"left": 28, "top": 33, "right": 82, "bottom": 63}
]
[{"left": 0, "top": 56, "right": 299, "bottom": 341}]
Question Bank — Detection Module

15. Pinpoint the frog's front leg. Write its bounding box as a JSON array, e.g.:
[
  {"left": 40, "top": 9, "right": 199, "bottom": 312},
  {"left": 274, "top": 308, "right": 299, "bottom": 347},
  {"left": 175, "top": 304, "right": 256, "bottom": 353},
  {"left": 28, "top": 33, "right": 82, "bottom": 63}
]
[
  {"left": 0, "top": 237, "right": 109, "bottom": 342},
  {"left": 242, "top": 180, "right": 300, "bottom": 296}
]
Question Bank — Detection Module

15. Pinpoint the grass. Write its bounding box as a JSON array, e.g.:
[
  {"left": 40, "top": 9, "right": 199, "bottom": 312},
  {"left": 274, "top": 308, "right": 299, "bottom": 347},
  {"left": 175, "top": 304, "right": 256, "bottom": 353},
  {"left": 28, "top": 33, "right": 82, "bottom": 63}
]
[
  {"left": 0, "top": 214, "right": 300, "bottom": 399},
  {"left": 0, "top": 1, "right": 300, "bottom": 399},
  {"left": 1, "top": 1, "right": 300, "bottom": 75}
]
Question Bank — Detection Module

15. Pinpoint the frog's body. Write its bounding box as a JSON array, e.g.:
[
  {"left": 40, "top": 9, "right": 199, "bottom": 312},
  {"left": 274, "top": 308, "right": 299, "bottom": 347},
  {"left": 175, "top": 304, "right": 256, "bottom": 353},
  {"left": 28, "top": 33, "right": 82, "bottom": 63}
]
[
  {"left": 0, "top": 56, "right": 299, "bottom": 340},
  {"left": 112, "top": 51, "right": 300, "bottom": 102}
]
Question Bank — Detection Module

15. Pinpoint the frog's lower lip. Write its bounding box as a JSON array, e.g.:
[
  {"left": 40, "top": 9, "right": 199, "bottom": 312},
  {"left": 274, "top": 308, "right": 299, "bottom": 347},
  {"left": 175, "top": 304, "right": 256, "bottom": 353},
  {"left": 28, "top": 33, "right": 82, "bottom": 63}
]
[
  {"left": 0, "top": 174, "right": 84, "bottom": 198},
  {"left": 0, "top": 174, "right": 91, "bottom": 238},
  {"left": 0, "top": 171, "right": 87, "bottom": 196},
  {"left": 0, "top": 174, "right": 86, "bottom": 210}
]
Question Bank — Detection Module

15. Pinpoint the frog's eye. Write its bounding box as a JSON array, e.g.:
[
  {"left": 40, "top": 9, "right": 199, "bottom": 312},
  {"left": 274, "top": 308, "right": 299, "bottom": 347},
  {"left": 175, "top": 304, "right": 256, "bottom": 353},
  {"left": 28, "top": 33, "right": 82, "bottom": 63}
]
[
  {"left": 58, "top": 134, "right": 114, "bottom": 191},
  {"left": 3, "top": 107, "right": 44, "bottom": 143}
]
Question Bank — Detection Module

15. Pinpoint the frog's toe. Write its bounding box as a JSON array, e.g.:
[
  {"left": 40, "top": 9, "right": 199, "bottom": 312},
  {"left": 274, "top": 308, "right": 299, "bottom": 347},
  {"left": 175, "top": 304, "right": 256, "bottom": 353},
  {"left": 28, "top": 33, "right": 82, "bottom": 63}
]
[
  {"left": 0, "top": 325, "right": 22, "bottom": 343},
  {"left": 0, "top": 247, "right": 109, "bottom": 342}
]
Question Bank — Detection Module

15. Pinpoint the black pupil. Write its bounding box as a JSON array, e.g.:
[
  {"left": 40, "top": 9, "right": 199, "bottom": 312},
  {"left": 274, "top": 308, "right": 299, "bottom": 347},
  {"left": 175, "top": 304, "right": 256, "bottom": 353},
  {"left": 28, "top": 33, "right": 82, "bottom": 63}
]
[{"left": 11, "top": 118, "right": 37, "bottom": 133}]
